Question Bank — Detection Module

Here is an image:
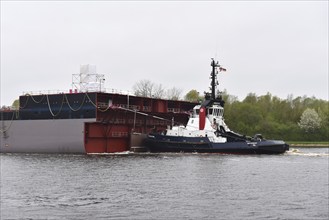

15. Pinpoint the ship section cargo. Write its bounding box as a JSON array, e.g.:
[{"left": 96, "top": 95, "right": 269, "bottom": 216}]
[{"left": 1, "top": 92, "right": 194, "bottom": 153}]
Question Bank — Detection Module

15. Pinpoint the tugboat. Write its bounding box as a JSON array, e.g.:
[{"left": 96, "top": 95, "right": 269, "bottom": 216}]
[{"left": 145, "top": 59, "right": 289, "bottom": 154}]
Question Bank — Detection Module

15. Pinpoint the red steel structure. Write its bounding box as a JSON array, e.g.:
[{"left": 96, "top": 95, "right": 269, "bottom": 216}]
[{"left": 84, "top": 93, "right": 196, "bottom": 153}]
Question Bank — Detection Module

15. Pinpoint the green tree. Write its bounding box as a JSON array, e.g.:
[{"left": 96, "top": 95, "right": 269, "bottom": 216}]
[
  {"left": 224, "top": 92, "right": 328, "bottom": 141},
  {"left": 12, "top": 99, "right": 19, "bottom": 109},
  {"left": 243, "top": 93, "right": 257, "bottom": 104},
  {"left": 184, "top": 89, "right": 201, "bottom": 102}
]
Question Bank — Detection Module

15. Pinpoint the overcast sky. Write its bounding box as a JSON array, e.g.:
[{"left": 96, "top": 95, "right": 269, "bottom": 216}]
[{"left": 1, "top": 1, "right": 328, "bottom": 106}]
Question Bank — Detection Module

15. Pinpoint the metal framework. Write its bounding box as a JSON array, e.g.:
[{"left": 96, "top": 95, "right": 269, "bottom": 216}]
[{"left": 72, "top": 64, "right": 105, "bottom": 92}]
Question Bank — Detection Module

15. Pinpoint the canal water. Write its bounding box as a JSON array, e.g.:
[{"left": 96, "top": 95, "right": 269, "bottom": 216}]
[{"left": 1, "top": 148, "right": 328, "bottom": 220}]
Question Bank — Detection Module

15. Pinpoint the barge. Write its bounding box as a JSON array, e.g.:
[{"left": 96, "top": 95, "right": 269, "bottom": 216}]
[{"left": 0, "top": 65, "right": 195, "bottom": 153}]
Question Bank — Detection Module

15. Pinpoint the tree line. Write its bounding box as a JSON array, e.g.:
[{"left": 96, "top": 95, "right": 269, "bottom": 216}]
[
  {"left": 133, "top": 80, "right": 328, "bottom": 141},
  {"left": 133, "top": 79, "right": 183, "bottom": 100},
  {"left": 222, "top": 92, "right": 328, "bottom": 142}
]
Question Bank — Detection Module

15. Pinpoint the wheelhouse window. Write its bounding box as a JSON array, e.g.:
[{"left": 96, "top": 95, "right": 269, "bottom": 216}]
[{"left": 192, "top": 108, "right": 200, "bottom": 118}]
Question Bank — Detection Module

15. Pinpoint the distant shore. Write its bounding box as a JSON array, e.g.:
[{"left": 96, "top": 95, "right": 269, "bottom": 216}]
[{"left": 288, "top": 142, "right": 329, "bottom": 148}]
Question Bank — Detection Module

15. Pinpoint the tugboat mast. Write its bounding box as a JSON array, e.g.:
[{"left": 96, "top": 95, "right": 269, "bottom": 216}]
[
  {"left": 211, "top": 58, "right": 223, "bottom": 100},
  {"left": 210, "top": 59, "right": 217, "bottom": 100},
  {"left": 209, "top": 58, "right": 226, "bottom": 107}
]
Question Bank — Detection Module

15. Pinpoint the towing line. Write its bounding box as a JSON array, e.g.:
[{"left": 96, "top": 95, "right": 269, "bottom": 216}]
[{"left": 116, "top": 106, "right": 183, "bottom": 126}]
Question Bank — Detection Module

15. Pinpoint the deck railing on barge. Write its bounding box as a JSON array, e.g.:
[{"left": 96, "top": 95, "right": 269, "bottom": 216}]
[{"left": 22, "top": 88, "right": 134, "bottom": 96}]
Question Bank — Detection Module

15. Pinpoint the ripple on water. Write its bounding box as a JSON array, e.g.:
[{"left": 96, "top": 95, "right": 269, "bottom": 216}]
[{"left": 0, "top": 151, "right": 328, "bottom": 220}]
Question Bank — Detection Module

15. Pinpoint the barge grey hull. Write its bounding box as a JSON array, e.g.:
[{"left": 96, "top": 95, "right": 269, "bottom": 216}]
[{"left": 0, "top": 118, "right": 96, "bottom": 153}]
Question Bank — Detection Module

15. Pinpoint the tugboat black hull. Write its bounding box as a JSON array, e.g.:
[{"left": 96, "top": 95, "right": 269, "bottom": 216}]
[{"left": 145, "top": 134, "right": 289, "bottom": 155}]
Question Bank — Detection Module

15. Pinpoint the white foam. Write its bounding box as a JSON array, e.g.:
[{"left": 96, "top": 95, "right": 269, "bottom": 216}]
[
  {"left": 87, "top": 151, "right": 133, "bottom": 156},
  {"left": 287, "top": 148, "right": 329, "bottom": 157}
]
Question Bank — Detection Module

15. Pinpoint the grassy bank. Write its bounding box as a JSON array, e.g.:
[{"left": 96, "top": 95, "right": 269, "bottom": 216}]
[{"left": 287, "top": 141, "right": 329, "bottom": 148}]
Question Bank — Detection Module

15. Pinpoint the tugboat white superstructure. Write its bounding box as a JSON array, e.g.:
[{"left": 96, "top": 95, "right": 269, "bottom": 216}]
[{"left": 145, "top": 59, "right": 289, "bottom": 154}]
